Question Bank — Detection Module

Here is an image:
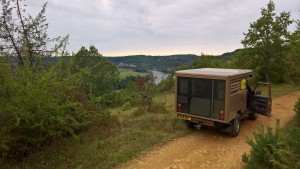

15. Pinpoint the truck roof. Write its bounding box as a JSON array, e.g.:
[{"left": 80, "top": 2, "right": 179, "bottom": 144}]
[{"left": 176, "top": 68, "right": 252, "bottom": 78}]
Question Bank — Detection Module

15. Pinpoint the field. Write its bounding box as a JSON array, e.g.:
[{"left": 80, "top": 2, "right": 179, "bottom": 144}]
[{"left": 119, "top": 69, "right": 147, "bottom": 79}]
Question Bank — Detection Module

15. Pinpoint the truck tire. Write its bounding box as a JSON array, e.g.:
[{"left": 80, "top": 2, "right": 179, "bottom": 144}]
[
  {"left": 229, "top": 114, "right": 241, "bottom": 137},
  {"left": 249, "top": 112, "right": 258, "bottom": 120}
]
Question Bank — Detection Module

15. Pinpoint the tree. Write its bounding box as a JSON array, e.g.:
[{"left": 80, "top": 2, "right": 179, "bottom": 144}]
[
  {"left": 0, "top": 0, "right": 98, "bottom": 158},
  {"left": 73, "top": 46, "right": 119, "bottom": 96},
  {"left": 289, "top": 20, "right": 300, "bottom": 58},
  {"left": 241, "top": 1, "right": 293, "bottom": 82},
  {"left": 287, "top": 20, "right": 300, "bottom": 83},
  {"left": 0, "top": 0, "right": 68, "bottom": 69},
  {"left": 0, "top": 59, "right": 96, "bottom": 158},
  {"left": 141, "top": 72, "right": 155, "bottom": 111}
]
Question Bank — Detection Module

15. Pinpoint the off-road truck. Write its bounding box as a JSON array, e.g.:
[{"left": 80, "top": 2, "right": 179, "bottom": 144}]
[{"left": 175, "top": 68, "right": 272, "bottom": 137}]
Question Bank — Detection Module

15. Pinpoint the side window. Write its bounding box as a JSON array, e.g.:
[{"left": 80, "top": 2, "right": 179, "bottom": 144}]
[{"left": 214, "top": 80, "right": 225, "bottom": 100}]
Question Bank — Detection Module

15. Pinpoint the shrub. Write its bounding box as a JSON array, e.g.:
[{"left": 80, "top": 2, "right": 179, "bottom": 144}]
[
  {"left": 149, "top": 101, "right": 169, "bottom": 114},
  {"left": 0, "top": 61, "right": 103, "bottom": 159},
  {"left": 287, "top": 98, "right": 300, "bottom": 168},
  {"left": 122, "top": 81, "right": 143, "bottom": 106},
  {"left": 242, "top": 120, "right": 292, "bottom": 169},
  {"left": 96, "top": 91, "right": 123, "bottom": 108},
  {"left": 294, "top": 98, "right": 300, "bottom": 118},
  {"left": 287, "top": 123, "right": 300, "bottom": 168},
  {"left": 122, "top": 102, "right": 132, "bottom": 111},
  {"left": 156, "top": 75, "right": 174, "bottom": 93},
  {"left": 132, "top": 107, "right": 147, "bottom": 117}
]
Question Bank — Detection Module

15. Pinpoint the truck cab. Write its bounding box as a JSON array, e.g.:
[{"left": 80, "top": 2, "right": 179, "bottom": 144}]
[{"left": 175, "top": 68, "right": 272, "bottom": 137}]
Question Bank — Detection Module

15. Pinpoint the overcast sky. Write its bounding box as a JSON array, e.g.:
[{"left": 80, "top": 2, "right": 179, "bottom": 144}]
[{"left": 24, "top": 0, "right": 300, "bottom": 56}]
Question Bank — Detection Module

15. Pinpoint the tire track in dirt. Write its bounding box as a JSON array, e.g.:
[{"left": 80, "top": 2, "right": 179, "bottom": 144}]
[{"left": 118, "top": 91, "right": 300, "bottom": 169}]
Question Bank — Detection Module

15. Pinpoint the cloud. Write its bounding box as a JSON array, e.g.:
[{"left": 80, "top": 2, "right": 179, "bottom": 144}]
[{"left": 22, "top": 0, "right": 300, "bottom": 55}]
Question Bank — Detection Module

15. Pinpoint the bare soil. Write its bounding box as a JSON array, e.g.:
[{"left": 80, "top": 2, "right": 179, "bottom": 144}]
[{"left": 118, "top": 91, "right": 300, "bottom": 169}]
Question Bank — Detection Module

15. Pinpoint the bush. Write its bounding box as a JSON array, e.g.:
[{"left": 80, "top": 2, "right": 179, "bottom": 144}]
[
  {"left": 242, "top": 120, "right": 292, "bottom": 169},
  {"left": 156, "top": 75, "right": 174, "bottom": 93},
  {"left": 294, "top": 98, "right": 300, "bottom": 118},
  {"left": 287, "top": 98, "right": 300, "bottom": 168},
  {"left": 132, "top": 107, "right": 147, "bottom": 117},
  {"left": 149, "top": 101, "right": 169, "bottom": 114},
  {"left": 287, "top": 123, "right": 300, "bottom": 168},
  {"left": 95, "top": 91, "right": 123, "bottom": 108},
  {"left": 94, "top": 88, "right": 142, "bottom": 109},
  {"left": 0, "top": 61, "right": 103, "bottom": 159},
  {"left": 122, "top": 102, "right": 132, "bottom": 111}
]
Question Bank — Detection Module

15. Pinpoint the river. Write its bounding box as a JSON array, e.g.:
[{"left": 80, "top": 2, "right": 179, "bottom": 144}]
[{"left": 149, "top": 70, "right": 170, "bottom": 84}]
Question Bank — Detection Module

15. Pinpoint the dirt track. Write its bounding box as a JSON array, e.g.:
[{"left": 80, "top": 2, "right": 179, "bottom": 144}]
[{"left": 119, "top": 91, "right": 300, "bottom": 169}]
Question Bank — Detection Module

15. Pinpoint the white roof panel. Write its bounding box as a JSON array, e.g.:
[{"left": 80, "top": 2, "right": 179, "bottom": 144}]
[{"left": 176, "top": 68, "right": 252, "bottom": 78}]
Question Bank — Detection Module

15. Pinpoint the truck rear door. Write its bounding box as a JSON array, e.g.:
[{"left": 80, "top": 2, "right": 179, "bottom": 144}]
[{"left": 177, "top": 77, "right": 226, "bottom": 120}]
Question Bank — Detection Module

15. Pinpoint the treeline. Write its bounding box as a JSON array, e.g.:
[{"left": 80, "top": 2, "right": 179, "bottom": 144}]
[
  {"left": 104, "top": 50, "right": 240, "bottom": 73},
  {"left": 105, "top": 54, "right": 199, "bottom": 73}
]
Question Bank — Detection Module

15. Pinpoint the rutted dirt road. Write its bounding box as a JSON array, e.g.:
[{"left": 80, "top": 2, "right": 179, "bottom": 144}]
[{"left": 119, "top": 91, "right": 300, "bottom": 169}]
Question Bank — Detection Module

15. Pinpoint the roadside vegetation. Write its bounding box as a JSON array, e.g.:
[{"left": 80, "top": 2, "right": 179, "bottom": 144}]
[
  {"left": 243, "top": 98, "right": 300, "bottom": 169},
  {"left": 0, "top": 0, "right": 300, "bottom": 169},
  {"left": 241, "top": 1, "right": 300, "bottom": 168}
]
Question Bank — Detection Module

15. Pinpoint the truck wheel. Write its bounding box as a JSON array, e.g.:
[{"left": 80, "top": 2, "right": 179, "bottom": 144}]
[
  {"left": 249, "top": 112, "right": 258, "bottom": 120},
  {"left": 229, "top": 114, "right": 241, "bottom": 137}
]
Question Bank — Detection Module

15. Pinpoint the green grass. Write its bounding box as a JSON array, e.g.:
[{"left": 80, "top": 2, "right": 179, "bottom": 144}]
[
  {"left": 119, "top": 69, "right": 147, "bottom": 79},
  {"left": 253, "top": 83, "right": 300, "bottom": 98}
]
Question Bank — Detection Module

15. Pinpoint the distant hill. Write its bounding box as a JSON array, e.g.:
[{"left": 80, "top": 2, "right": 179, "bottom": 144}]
[
  {"left": 104, "top": 54, "right": 199, "bottom": 73},
  {"left": 104, "top": 49, "right": 240, "bottom": 73},
  {"left": 216, "top": 49, "right": 241, "bottom": 60},
  {"left": 40, "top": 50, "right": 239, "bottom": 73}
]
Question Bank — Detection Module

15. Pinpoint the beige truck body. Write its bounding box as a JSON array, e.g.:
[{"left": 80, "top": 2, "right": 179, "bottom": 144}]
[{"left": 175, "top": 68, "right": 253, "bottom": 125}]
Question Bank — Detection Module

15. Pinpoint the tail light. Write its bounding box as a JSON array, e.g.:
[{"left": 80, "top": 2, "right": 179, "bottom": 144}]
[
  {"left": 177, "top": 103, "right": 182, "bottom": 112},
  {"left": 219, "top": 109, "right": 224, "bottom": 120}
]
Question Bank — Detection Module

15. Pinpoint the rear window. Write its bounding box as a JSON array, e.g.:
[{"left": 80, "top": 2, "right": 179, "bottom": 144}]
[
  {"left": 178, "top": 77, "right": 188, "bottom": 95},
  {"left": 191, "top": 78, "right": 212, "bottom": 99},
  {"left": 177, "top": 78, "right": 225, "bottom": 99}
]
